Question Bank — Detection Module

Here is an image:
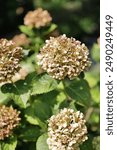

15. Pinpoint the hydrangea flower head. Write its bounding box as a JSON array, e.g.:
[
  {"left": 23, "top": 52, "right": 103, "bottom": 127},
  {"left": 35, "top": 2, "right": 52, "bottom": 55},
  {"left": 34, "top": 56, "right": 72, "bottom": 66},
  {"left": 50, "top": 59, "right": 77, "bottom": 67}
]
[
  {"left": 37, "top": 34, "right": 91, "bottom": 80},
  {"left": 47, "top": 108, "right": 88, "bottom": 150},
  {"left": 24, "top": 8, "right": 52, "bottom": 28},
  {"left": 0, "top": 38, "right": 22, "bottom": 83},
  {"left": 0, "top": 105, "right": 21, "bottom": 140}
]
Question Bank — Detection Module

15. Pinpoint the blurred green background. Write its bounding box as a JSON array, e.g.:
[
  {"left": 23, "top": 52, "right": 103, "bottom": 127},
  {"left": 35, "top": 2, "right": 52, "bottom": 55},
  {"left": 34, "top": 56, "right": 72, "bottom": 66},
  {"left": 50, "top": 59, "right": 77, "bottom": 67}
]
[{"left": 0, "top": 0, "right": 99, "bottom": 44}]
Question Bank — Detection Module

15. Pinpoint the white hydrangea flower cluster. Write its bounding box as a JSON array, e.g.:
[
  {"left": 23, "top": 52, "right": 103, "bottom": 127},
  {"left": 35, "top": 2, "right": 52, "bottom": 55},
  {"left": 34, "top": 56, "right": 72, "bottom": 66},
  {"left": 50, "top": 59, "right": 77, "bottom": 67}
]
[
  {"left": 24, "top": 8, "right": 52, "bottom": 28},
  {"left": 12, "top": 33, "right": 30, "bottom": 46},
  {"left": 37, "top": 34, "right": 91, "bottom": 80},
  {"left": 0, "top": 39, "right": 22, "bottom": 83},
  {"left": 0, "top": 105, "right": 21, "bottom": 140},
  {"left": 47, "top": 108, "right": 88, "bottom": 150}
]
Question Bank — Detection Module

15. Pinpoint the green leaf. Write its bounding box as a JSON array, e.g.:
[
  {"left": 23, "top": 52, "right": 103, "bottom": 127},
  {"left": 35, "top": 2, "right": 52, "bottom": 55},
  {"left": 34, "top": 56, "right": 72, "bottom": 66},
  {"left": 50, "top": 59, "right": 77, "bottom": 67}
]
[
  {"left": 36, "top": 134, "right": 49, "bottom": 150},
  {"left": 1, "top": 73, "right": 58, "bottom": 108},
  {"left": 0, "top": 90, "right": 9, "bottom": 104},
  {"left": 80, "top": 135, "right": 93, "bottom": 150},
  {"left": 0, "top": 136, "right": 17, "bottom": 150},
  {"left": 31, "top": 74, "right": 58, "bottom": 95},
  {"left": 1, "top": 80, "right": 31, "bottom": 108},
  {"left": 24, "top": 76, "right": 56, "bottom": 128},
  {"left": 25, "top": 106, "right": 47, "bottom": 130},
  {"left": 90, "top": 110, "right": 100, "bottom": 124},
  {"left": 91, "top": 85, "right": 100, "bottom": 103},
  {"left": 85, "top": 72, "right": 99, "bottom": 88},
  {"left": 19, "top": 25, "right": 35, "bottom": 37},
  {"left": 31, "top": 90, "right": 60, "bottom": 115},
  {"left": 52, "top": 91, "right": 67, "bottom": 114},
  {"left": 91, "top": 43, "right": 100, "bottom": 62},
  {"left": 33, "top": 100, "right": 52, "bottom": 121},
  {"left": 69, "top": 101, "right": 78, "bottom": 111},
  {"left": 43, "top": 23, "right": 57, "bottom": 35},
  {"left": 64, "top": 78, "right": 92, "bottom": 107},
  {"left": 19, "top": 126, "right": 41, "bottom": 141},
  {"left": 35, "top": 90, "right": 59, "bottom": 106},
  {"left": 79, "top": 17, "right": 96, "bottom": 34},
  {"left": 25, "top": 72, "right": 37, "bottom": 83}
]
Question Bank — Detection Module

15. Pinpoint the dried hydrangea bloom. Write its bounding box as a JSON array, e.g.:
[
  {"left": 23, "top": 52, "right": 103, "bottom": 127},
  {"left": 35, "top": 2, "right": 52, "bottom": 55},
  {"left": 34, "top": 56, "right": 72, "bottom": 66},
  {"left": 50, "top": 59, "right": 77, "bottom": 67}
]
[
  {"left": 0, "top": 38, "right": 22, "bottom": 83},
  {"left": 37, "top": 34, "right": 91, "bottom": 80},
  {"left": 24, "top": 8, "right": 52, "bottom": 28},
  {"left": 12, "top": 33, "right": 30, "bottom": 46},
  {"left": 47, "top": 108, "right": 88, "bottom": 150},
  {"left": 0, "top": 105, "right": 21, "bottom": 140}
]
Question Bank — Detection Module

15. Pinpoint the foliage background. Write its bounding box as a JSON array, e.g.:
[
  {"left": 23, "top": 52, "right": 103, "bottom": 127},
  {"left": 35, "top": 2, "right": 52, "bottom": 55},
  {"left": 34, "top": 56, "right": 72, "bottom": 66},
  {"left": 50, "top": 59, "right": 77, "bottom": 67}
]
[{"left": 0, "top": 0, "right": 99, "bottom": 41}]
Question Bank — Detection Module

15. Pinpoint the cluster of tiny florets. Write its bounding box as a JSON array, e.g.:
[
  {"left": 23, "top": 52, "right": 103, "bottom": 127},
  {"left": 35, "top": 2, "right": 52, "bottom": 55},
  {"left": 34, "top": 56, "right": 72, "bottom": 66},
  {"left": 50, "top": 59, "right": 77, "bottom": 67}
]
[
  {"left": 0, "top": 105, "right": 21, "bottom": 140},
  {"left": 47, "top": 108, "right": 88, "bottom": 150},
  {"left": 24, "top": 8, "right": 52, "bottom": 28},
  {"left": 0, "top": 38, "right": 22, "bottom": 83},
  {"left": 37, "top": 34, "right": 91, "bottom": 80},
  {"left": 12, "top": 33, "right": 30, "bottom": 46}
]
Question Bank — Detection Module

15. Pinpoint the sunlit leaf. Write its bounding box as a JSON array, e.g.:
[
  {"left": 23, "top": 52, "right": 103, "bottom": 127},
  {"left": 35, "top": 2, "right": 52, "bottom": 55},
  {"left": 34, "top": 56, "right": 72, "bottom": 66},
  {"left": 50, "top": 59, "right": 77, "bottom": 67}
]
[
  {"left": 31, "top": 74, "right": 59, "bottom": 95},
  {"left": 0, "top": 136, "right": 17, "bottom": 150},
  {"left": 64, "top": 78, "right": 92, "bottom": 107},
  {"left": 1, "top": 80, "right": 31, "bottom": 108},
  {"left": 36, "top": 134, "right": 49, "bottom": 150},
  {"left": 19, "top": 25, "right": 35, "bottom": 37}
]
